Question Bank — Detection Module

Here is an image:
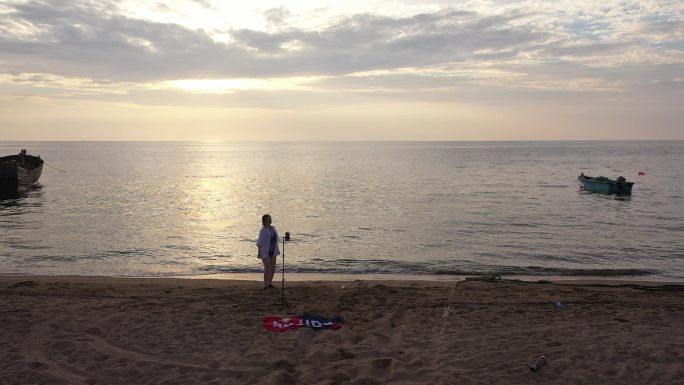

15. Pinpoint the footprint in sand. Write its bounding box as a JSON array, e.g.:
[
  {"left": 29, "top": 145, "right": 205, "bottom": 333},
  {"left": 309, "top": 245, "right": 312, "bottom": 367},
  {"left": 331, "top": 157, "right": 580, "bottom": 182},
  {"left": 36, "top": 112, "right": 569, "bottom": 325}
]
[
  {"left": 28, "top": 361, "right": 49, "bottom": 371},
  {"left": 84, "top": 327, "right": 104, "bottom": 336}
]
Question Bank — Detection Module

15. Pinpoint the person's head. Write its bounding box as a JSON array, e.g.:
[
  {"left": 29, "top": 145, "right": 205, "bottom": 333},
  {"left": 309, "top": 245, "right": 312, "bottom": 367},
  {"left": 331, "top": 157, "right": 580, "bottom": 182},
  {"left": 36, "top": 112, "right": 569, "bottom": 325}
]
[{"left": 262, "top": 214, "right": 272, "bottom": 227}]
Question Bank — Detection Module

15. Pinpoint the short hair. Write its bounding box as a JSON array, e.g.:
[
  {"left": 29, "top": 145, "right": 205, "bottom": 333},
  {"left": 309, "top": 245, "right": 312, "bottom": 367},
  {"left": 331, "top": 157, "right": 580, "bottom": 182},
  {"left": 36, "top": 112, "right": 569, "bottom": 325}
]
[{"left": 262, "top": 214, "right": 271, "bottom": 226}]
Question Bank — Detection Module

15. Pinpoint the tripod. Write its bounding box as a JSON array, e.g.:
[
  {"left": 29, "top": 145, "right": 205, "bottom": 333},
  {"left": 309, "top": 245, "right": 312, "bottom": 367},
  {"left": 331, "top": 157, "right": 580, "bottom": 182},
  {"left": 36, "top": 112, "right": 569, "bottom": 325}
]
[{"left": 275, "top": 232, "right": 291, "bottom": 307}]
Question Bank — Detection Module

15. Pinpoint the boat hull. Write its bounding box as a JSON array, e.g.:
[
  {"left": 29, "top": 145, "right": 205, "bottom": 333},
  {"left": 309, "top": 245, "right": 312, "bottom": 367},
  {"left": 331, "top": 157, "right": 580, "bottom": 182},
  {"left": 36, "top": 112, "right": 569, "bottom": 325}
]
[
  {"left": 578, "top": 176, "right": 634, "bottom": 195},
  {"left": 0, "top": 153, "right": 44, "bottom": 188},
  {"left": 16, "top": 163, "right": 43, "bottom": 185}
]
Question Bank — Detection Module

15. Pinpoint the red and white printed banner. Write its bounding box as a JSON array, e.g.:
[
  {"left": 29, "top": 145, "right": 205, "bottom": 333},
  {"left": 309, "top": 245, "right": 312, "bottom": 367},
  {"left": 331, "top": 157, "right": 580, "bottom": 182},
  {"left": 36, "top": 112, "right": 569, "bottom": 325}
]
[{"left": 264, "top": 316, "right": 343, "bottom": 332}]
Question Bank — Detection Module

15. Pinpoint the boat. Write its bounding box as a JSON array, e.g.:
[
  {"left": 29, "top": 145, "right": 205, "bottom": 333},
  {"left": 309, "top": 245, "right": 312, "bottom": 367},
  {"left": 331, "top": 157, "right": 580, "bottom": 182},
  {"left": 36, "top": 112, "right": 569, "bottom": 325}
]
[
  {"left": 578, "top": 173, "right": 633, "bottom": 195},
  {"left": 0, "top": 149, "right": 44, "bottom": 189}
]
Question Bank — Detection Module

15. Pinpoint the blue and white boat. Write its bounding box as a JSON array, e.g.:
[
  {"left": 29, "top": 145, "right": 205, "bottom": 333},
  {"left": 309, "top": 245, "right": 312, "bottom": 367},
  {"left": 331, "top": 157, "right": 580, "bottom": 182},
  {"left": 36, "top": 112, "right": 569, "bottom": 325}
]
[{"left": 578, "top": 173, "right": 634, "bottom": 195}]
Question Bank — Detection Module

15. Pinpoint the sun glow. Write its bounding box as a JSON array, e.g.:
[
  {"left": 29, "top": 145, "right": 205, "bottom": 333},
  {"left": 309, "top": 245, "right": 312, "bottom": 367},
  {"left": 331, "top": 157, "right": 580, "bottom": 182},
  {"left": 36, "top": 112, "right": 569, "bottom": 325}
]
[{"left": 153, "top": 77, "right": 324, "bottom": 94}]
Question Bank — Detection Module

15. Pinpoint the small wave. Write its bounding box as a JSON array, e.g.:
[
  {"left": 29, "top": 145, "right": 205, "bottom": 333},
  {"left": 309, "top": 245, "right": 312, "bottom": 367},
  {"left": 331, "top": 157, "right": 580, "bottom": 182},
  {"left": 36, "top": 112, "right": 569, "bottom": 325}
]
[
  {"left": 198, "top": 266, "right": 263, "bottom": 274},
  {"left": 420, "top": 243, "right": 446, "bottom": 248},
  {"left": 434, "top": 266, "right": 656, "bottom": 277},
  {"left": 164, "top": 244, "right": 193, "bottom": 251},
  {"left": 197, "top": 254, "right": 233, "bottom": 261},
  {"left": 199, "top": 258, "right": 430, "bottom": 275},
  {"left": 158, "top": 259, "right": 183, "bottom": 265},
  {"left": 194, "top": 256, "right": 659, "bottom": 277},
  {"left": 509, "top": 222, "right": 539, "bottom": 228},
  {"left": 22, "top": 255, "right": 79, "bottom": 263},
  {"left": 105, "top": 248, "right": 153, "bottom": 256},
  {"left": 3, "top": 243, "right": 51, "bottom": 250}
]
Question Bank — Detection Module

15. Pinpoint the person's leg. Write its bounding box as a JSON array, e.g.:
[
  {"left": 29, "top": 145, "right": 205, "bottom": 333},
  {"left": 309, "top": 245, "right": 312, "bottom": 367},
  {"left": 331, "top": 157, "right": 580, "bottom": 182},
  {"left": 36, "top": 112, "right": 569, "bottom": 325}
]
[
  {"left": 268, "top": 256, "right": 277, "bottom": 287},
  {"left": 262, "top": 258, "right": 272, "bottom": 288}
]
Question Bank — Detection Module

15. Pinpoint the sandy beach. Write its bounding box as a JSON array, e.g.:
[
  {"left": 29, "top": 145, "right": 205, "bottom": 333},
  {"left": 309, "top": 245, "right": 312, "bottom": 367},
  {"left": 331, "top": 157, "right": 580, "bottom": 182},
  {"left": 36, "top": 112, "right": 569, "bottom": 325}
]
[{"left": 2, "top": 275, "right": 683, "bottom": 385}]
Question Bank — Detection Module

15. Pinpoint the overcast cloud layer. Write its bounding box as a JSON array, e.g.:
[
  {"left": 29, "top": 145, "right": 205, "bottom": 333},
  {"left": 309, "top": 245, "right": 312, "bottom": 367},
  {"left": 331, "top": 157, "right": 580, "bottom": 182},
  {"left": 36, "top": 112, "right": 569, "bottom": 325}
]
[{"left": 0, "top": 0, "right": 683, "bottom": 140}]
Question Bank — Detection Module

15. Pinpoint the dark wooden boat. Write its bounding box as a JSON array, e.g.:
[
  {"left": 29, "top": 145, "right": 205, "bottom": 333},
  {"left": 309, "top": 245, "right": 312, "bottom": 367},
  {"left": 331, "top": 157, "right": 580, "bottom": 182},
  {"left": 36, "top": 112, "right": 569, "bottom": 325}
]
[{"left": 0, "top": 149, "right": 44, "bottom": 188}]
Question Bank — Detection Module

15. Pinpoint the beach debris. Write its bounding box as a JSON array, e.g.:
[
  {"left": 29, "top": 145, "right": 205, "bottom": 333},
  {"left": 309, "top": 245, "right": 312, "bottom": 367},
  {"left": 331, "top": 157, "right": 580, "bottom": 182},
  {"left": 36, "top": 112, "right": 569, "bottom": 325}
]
[
  {"left": 530, "top": 355, "right": 547, "bottom": 372},
  {"left": 440, "top": 280, "right": 463, "bottom": 333},
  {"left": 441, "top": 306, "right": 453, "bottom": 321},
  {"left": 553, "top": 300, "right": 563, "bottom": 309},
  {"left": 264, "top": 315, "right": 343, "bottom": 332}
]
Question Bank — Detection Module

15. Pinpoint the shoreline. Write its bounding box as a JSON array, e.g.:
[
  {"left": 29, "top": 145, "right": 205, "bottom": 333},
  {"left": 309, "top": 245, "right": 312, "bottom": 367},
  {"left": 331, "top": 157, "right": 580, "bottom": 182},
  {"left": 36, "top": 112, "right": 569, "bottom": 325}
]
[
  {"left": 3, "top": 271, "right": 684, "bottom": 286},
  {"left": 178, "top": 272, "right": 684, "bottom": 287}
]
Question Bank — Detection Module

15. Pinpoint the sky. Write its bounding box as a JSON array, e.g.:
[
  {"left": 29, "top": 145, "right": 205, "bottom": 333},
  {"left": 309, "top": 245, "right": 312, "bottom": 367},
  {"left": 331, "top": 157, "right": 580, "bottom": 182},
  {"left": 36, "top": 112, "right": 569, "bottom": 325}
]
[{"left": 0, "top": 0, "right": 683, "bottom": 141}]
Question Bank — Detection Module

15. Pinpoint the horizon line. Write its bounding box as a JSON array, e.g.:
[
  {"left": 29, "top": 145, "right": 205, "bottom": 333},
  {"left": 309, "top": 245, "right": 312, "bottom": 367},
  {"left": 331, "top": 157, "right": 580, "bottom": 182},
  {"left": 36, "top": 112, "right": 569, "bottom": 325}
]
[{"left": 2, "top": 139, "right": 683, "bottom": 143}]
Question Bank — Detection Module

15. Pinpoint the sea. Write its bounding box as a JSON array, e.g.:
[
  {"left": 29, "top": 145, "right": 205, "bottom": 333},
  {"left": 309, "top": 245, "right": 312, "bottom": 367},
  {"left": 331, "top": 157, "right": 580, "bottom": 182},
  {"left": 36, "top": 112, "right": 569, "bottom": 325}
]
[{"left": 1, "top": 141, "right": 682, "bottom": 280}]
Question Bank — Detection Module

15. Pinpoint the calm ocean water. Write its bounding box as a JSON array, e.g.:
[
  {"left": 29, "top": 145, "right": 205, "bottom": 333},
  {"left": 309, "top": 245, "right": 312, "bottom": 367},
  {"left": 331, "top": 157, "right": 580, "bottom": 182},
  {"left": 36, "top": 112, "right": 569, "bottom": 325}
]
[{"left": 1, "top": 141, "right": 682, "bottom": 279}]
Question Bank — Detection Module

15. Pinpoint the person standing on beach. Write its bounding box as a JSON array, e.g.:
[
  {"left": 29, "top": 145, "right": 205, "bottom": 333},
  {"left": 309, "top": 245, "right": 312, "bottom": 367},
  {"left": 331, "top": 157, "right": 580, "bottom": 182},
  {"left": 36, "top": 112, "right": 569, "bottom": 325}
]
[{"left": 256, "top": 214, "right": 280, "bottom": 289}]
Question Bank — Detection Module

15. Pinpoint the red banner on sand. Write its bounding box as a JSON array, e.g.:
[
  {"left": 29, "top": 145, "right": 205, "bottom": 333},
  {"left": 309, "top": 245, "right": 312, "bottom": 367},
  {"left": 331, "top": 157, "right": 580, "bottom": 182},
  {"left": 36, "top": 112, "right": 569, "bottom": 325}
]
[{"left": 264, "top": 316, "right": 343, "bottom": 332}]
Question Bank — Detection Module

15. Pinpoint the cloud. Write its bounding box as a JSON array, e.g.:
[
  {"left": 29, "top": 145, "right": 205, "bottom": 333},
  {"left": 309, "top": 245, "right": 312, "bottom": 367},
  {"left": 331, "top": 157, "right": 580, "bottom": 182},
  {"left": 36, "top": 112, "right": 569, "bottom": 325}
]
[
  {"left": 0, "top": 1, "right": 240, "bottom": 80},
  {"left": 261, "top": 7, "right": 290, "bottom": 30},
  {"left": 0, "top": 1, "right": 548, "bottom": 82},
  {"left": 623, "top": 19, "right": 684, "bottom": 41},
  {"left": 0, "top": 0, "right": 682, "bottom": 114}
]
